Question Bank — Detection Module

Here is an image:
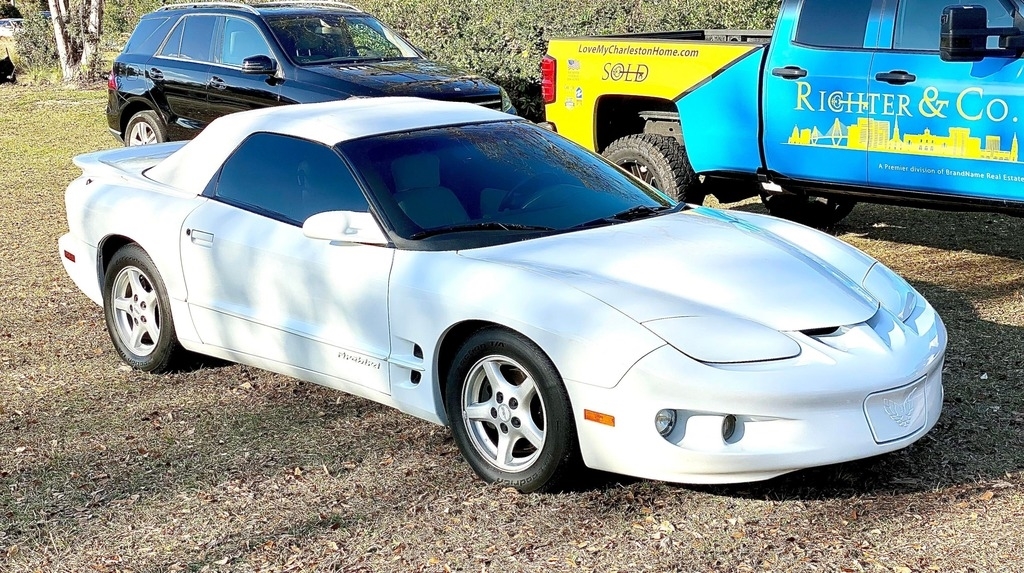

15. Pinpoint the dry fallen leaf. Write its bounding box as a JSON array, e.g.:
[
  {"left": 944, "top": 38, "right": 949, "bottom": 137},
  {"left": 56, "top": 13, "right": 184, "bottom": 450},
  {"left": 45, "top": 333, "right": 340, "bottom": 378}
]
[{"left": 979, "top": 491, "right": 995, "bottom": 501}]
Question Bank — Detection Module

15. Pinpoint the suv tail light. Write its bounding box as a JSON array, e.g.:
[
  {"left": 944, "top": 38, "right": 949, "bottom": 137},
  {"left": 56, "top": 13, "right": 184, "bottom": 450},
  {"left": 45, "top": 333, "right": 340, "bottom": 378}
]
[
  {"left": 107, "top": 69, "right": 118, "bottom": 91},
  {"left": 540, "top": 55, "right": 556, "bottom": 104}
]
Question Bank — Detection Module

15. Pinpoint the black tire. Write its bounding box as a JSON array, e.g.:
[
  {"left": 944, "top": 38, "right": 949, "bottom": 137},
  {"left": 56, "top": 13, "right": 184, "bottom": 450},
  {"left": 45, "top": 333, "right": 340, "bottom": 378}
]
[
  {"left": 446, "top": 327, "right": 582, "bottom": 493},
  {"left": 124, "top": 110, "right": 167, "bottom": 147},
  {"left": 102, "top": 244, "right": 185, "bottom": 373},
  {"left": 760, "top": 193, "right": 857, "bottom": 229},
  {"left": 602, "top": 134, "right": 704, "bottom": 204}
]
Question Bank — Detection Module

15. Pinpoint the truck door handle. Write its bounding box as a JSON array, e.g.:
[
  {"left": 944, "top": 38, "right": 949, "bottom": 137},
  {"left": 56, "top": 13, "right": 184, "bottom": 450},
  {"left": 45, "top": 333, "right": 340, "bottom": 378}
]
[
  {"left": 875, "top": 70, "right": 917, "bottom": 85},
  {"left": 209, "top": 76, "right": 226, "bottom": 90},
  {"left": 148, "top": 67, "right": 164, "bottom": 81},
  {"left": 771, "top": 66, "right": 807, "bottom": 80}
]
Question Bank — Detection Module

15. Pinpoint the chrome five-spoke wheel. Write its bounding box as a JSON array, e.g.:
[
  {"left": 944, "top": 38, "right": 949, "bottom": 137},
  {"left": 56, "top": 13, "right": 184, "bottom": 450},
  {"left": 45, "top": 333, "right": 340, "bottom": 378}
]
[
  {"left": 462, "top": 355, "right": 547, "bottom": 472},
  {"left": 110, "top": 265, "right": 162, "bottom": 357},
  {"left": 128, "top": 121, "right": 158, "bottom": 146}
]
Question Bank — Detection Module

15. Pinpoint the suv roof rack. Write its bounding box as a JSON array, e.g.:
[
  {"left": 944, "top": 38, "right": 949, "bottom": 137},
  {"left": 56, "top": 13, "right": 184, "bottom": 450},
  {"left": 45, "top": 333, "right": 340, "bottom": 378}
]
[
  {"left": 259, "top": 0, "right": 361, "bottom": 11},
  {"left": 157, "top": 2, "right": 260, "bottom": 14}
]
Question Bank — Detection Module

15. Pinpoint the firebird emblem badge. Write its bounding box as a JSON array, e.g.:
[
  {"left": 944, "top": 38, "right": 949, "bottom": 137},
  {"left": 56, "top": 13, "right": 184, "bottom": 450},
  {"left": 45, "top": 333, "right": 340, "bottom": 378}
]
[{"left": 883, "top": 387, "right": 920, "bottom": 427}]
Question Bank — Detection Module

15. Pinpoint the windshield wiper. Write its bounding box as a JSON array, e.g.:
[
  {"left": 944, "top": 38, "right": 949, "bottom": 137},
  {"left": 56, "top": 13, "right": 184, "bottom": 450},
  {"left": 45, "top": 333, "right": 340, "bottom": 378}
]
[
  {"left": 570, "top": 204, "right": 679, "bottom": 230},
  {"left": 410, "top": 222, "right": 556, "bottom": 239}
]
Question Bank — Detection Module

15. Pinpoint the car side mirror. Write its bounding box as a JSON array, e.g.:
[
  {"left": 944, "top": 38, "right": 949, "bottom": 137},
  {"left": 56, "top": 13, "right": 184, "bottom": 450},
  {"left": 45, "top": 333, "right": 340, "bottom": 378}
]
[
  {"left": 241, "top": 55, "right": 277, "bottom": 75},
  {"left": 303, "top": 211, "right": 389, "bottom": 246}
]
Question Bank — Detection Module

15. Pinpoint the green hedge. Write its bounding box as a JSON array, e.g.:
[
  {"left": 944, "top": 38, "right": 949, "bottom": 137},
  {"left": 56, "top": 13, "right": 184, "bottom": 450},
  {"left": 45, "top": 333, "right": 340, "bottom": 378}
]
[{"left": 360, "top": 0, "right": 781, "bottom": 119}]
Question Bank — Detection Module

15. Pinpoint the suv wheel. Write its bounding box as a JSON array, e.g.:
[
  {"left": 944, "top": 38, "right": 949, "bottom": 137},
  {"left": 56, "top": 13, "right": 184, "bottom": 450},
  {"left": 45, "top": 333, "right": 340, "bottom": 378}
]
[{"left": 125, "top": 110, "right": 167, "bottom": 146}]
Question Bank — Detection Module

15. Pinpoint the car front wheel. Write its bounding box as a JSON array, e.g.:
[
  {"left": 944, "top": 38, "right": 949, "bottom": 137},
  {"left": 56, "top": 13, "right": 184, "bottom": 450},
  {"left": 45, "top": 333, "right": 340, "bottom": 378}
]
[
  {"left": 125, "top": 110, "right": 167, "bottom": 147},
  {"left": 102, "top": 244, "right": 185, "bottom": 372},
  {"left": 446, "top": 328, "right": 581, "bottom": 493}
]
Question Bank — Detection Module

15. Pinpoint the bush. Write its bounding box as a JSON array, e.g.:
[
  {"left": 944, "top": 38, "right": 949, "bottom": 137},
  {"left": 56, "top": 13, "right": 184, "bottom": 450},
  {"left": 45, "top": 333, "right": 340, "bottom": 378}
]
[
  {"left": 0, "top": 3, "right": 22, "bottom": 18},
  {"left": 360, "top": 0, "right": 782, "bottom": 119},
  {"left": 14, "top": 13, "right": 57, "bottom": 70}
]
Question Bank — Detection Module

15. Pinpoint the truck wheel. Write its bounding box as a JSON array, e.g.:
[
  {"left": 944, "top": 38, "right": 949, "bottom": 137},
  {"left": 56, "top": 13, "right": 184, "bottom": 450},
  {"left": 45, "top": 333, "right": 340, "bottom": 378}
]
[
  {"left": 760, "top": 193, "right": 856, "bottom": 228},
  {"left": 602, "top": 134, "right": 703, "bottom": 204}
]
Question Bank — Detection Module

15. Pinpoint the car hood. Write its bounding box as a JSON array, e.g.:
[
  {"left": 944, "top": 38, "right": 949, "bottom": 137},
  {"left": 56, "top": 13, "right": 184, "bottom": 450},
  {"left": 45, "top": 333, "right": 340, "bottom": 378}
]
[
  {"left": 304, "top": 58, "right": 501, "bottom": 101},
  {"left": 459, "top": 212, "right": 880, "bottom": 332}
]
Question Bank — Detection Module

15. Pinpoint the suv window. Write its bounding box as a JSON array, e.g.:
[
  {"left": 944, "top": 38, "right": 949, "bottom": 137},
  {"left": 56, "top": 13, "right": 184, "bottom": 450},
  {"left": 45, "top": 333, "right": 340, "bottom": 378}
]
[
  {"left": 895, "top": 0, "right": 1015, "bottom": 50},
  {"left": 123, "top": 16, "right": 171, "bottom": 55},
  {"left": 795, "top": 0, "right": 874, "bottom": 49},
  {"left": 159, "top": 15, "right": 217, "bottom": 61},
  {"left": 216, "top": 132, "right": 369, "bottom": 224},
  {"left": 220, "top": 17, "right": 272, "bottom": 66},
  {"left": 265, "top": 13, "right": 419, "bottom": 64}
]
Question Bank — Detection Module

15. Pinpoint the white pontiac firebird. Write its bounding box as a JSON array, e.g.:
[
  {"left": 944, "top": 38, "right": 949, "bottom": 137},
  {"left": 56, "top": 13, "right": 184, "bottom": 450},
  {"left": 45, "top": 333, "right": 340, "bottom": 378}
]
[{"left": 59, "top": 98, "right": 946, "bottom": 492}]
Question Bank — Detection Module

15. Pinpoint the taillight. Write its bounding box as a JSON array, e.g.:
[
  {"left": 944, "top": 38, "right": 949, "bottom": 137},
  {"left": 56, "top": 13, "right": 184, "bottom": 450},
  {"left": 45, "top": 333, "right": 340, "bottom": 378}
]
[
  {"left": 107, "top": 69, "right": 117, "bottom": 91},
  {"left": 541, "top": 55, "right": 556, "bottom": 104}
]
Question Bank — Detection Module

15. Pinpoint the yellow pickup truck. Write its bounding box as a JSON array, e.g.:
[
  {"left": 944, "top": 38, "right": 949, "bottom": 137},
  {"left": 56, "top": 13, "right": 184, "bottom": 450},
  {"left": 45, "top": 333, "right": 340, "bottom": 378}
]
[{"left": 544, "top": 0, "right": 1024, "bottom": 227}]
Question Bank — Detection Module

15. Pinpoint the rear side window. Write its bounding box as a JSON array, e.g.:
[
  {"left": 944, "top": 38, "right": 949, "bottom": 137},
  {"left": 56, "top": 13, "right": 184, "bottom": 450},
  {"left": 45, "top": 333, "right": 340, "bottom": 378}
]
[
  {"left": 123, "top": 16, "right": 171, "bottom": 55},
  {"left": 216, "top": 132, "right": 369, "bottom": 224},
  {"left": 158, "top": 15, "right": 217, "bottom": 61},
  {"left": 795, "top": 0, "right": 874, "bottom": 49}
]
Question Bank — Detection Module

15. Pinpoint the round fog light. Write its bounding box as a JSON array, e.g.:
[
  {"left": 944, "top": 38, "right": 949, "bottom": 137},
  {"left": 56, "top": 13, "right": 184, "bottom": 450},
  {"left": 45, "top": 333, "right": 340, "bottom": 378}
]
[
  {"left": 655, "top": 409, "right": 677, "bottom": 437},
  {"left": 722, "top": 414, "right": 737, "bottom": 442}
]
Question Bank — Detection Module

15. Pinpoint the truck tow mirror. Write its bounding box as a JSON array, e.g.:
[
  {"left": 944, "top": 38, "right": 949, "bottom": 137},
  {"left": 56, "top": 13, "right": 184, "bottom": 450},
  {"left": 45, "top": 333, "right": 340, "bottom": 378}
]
[{"left": 940, "top": 5, "right": 989, "bottom": 62}]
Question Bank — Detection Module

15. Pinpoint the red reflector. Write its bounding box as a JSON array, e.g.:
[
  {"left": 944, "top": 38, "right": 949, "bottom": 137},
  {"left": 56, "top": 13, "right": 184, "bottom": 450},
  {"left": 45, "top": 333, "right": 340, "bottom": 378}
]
[
  {"left": 107, "top": 69, "right": 118, "bottom": 91},
  {"left": 584, "top": 409, "right": 615, "bottom": 427},
  {"left": 541, "top": 55, "right": 557, "bottom": 105},
  {"left": 63, "top": 250, "right": 76, "bottom": 262}
]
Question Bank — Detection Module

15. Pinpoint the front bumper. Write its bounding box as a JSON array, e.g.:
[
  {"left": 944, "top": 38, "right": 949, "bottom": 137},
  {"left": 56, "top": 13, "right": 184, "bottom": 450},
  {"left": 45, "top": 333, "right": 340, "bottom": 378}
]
[{"left": 566, "top": 306, "right": 947, "bottom": 484}]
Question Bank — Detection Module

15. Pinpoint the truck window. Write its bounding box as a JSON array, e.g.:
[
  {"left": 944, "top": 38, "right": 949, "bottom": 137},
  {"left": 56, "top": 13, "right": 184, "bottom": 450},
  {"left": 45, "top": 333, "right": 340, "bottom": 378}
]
[
  {"left": 795, "top": 0, "right": 874, "bottom": 49},
  {"left": 895, "top": 0, "right": 1015, "bottom": 50}
]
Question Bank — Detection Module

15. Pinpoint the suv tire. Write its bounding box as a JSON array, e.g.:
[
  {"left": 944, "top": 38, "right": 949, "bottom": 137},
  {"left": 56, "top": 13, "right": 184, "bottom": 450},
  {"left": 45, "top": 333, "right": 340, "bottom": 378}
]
[
  {"left": 125, "top": 110, "right": 167, "bottom": 146},
  {"left": 602, "top": 134, "right": 704, "bottom": 204}
]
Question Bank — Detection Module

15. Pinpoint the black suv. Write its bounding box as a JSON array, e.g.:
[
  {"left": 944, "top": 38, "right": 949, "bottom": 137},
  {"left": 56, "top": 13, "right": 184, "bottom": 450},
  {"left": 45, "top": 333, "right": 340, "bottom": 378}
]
[{"left": 107, "top": 1, "right": 515, "bottom": 145}]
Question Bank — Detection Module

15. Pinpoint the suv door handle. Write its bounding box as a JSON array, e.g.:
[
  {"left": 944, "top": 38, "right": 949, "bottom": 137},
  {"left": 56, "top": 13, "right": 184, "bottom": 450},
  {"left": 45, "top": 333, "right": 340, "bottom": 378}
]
[
  {"left": 771, "top": 66, "right": 808, "bottom": 80},
  {"left": 209, "top": 76, "right": 226, "bottom": 90},
  {"left": 148, "top": 67, "right": 164, "bottom": 81},
  {"left": 875, "top": 70, "right": 917, "bottom": 85}
]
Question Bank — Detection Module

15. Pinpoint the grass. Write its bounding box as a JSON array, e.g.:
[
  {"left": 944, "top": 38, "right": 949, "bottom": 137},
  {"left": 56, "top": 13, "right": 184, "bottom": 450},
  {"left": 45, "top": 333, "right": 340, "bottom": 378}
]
[{"left": 1, "top": 83, "right": 1023, "bottom": 572}]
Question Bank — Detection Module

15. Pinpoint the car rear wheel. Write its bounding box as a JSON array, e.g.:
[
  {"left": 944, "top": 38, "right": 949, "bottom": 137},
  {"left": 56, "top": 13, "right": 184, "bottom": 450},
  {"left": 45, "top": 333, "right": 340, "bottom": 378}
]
[
  {"left": 760, "top": 192, "right": 857, "bottom": 228},
  {"left": 602, "top": 134, "right": 705, "bottom": 204},
  {"left": 103, "top": 244, "right": 185, "bottom": 372},
  {"left": 125, "top": 110, "right": 166, "bottom": 147},
  {"left": 446, "top": 328, "right": 581, "bottom": 493}
]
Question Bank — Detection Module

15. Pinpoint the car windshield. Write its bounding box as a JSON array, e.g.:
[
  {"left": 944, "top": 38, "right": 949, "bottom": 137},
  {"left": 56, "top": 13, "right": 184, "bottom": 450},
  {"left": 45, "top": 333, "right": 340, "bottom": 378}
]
[
  {"left": 265, "top": 13, "right": 419, "bottom": 64},
  {"left": 337, "top": 121, "right": 675, "bottom": 243}
]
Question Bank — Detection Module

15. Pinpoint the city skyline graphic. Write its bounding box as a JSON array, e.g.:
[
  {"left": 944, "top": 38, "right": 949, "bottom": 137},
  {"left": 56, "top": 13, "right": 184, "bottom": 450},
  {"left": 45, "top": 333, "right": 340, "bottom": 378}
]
[{"left": 787, "top": 117, "right": 1021, "bottom": 164}]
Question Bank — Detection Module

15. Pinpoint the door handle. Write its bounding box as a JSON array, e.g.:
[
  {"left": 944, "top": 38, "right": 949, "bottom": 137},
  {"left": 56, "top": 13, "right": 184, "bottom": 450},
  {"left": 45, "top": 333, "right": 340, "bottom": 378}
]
[
  {"left": 209, "top": 76, "right": 226, "bottom": 90},
  {"left": 148, "top": 67, "right": 164, "bottom": 81},
  {"left": 771, "top": 66, "right": 808, "bottom": 80},
  {"left": 188, "top": 229, "right": 214, "bottom": 247},
  {"left": 875, "top": 70, "right": 917, "bottom": 85}
]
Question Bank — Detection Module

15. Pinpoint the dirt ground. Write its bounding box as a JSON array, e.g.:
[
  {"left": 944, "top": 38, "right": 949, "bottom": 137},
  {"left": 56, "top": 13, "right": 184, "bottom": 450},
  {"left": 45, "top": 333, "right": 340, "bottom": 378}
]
[{"left": 1, "top": 84, "right": 1022, "bottom": 572}]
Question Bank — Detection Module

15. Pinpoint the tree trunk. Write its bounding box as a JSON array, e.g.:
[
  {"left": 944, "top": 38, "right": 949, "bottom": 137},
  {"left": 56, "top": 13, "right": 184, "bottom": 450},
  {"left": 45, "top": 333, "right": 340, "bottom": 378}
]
[{"left": 48, "top": 0, "right": 103, "bottom": 82}]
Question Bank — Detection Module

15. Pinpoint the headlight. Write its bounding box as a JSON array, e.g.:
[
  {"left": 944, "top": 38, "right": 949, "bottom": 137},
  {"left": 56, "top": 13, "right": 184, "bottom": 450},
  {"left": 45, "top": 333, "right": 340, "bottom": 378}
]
[
  {"left": 499, "top": 87, "right": 514, "bottom": 113},
  {"left": 644, "top": 316, "right": 801, "bottom": 364},
  {"left": 862, "top": 262, "right": 918, "bottom": 322}
]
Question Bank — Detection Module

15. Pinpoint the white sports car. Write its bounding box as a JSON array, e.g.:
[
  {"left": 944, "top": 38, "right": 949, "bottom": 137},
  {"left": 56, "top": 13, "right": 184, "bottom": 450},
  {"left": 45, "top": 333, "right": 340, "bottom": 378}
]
[{"left": 59, "top": 98, "right": 946, "bottom": 492}]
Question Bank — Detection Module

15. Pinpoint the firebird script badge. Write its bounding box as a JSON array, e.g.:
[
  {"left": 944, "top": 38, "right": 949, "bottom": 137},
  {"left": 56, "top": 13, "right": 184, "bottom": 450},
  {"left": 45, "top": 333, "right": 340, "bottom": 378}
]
[{"left": 883, "top": 387, "right": 920, "bottom": 427}]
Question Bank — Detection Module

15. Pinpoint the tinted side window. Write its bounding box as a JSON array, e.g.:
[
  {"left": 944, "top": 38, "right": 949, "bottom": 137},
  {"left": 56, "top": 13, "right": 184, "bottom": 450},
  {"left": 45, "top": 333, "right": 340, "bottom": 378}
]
[
  {"left": 124, "top": 16, "right": 171, "bottom": 55},
  {"left": 220, "top": 17, "right": 272, "bottom": 66},
  {"left": 795, "top": 0, "right": 874, "bottom": 48},
  {"left": 159, "top": 15, "right": 217, "bottom": 61},
  {"left": 895, "top": 0, "right": 1015, "bottom": 50},
  {"left": 216, "top": 133, "right": 369, "bottom": 224}
]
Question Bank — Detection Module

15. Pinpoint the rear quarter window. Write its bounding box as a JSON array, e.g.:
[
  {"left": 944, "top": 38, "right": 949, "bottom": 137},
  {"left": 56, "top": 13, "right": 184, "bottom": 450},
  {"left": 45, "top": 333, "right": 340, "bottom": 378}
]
[{"left": 123, "top": 16, "right": 173, "bottom": 55}]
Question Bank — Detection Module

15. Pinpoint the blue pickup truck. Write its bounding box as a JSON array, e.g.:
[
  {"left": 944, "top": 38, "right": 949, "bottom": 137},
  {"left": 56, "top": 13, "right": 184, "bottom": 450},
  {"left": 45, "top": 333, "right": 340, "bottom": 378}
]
[{"left": 544, "top": 0, "right": 1024, "bottom": 226}]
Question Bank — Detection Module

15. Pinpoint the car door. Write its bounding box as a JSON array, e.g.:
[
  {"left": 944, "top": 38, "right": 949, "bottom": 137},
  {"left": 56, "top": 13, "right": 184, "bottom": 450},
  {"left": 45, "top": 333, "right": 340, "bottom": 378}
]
[
  {"left": 762, "top": 0, "right": 881, "bottom": 185},
  {"left": 179, "top": 132, "right": 394, "bottom": 394},
  {"left": 152, "top": 14, "right": 219, "bottom": 132},
  {"left": 868, "top": 0, "right": 1024, "bottom": 202},
  {"left": 207, "top": 15, "right": 283, "bottom": 116}
]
